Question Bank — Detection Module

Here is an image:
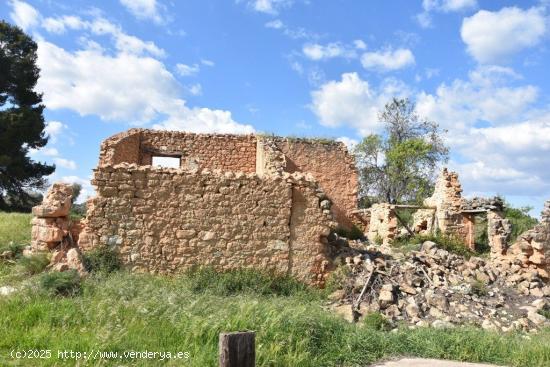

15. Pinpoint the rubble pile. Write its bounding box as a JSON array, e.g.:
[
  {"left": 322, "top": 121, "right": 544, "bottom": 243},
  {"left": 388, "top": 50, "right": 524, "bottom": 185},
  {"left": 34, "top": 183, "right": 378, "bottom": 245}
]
[{"left": 329, "top": 238, "right": 549, "bottom": 332}]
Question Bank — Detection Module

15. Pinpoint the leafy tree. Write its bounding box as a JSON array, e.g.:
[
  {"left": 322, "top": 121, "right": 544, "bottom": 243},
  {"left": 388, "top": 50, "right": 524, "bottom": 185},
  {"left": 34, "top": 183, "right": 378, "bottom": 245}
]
[
  {"left": 0, "top": 21, "right": 55, "bottom": 211},
  {"left": 70, "top": 183, "right": 82, "bottom": 204},
  {"left": 354, "top": 98, "right": 448, "bottom": 206},
  {"left": 503, "top": 202, "right": 538, "bottom": 242}
]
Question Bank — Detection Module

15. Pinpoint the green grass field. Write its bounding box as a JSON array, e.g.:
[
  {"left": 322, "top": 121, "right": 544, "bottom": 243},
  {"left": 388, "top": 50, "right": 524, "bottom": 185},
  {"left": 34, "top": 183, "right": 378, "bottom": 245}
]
[
  {"left": 0, "top": 212, "right": 549, "bottom": 366},
  {"left": 0, "top": 212, "right": 31, "bottom": 248}
]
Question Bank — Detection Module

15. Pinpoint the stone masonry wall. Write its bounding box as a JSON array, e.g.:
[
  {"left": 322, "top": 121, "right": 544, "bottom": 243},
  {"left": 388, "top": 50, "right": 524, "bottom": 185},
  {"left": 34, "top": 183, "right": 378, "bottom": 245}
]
[
  {"left": 270, "top": 138, "right": 358, "bottom": 228},
  {"left": 78, "top": 164, "right": 335, "bottom": 285},
  {"left": 99, "top": 129, "right": 257, "bottom": 173}
]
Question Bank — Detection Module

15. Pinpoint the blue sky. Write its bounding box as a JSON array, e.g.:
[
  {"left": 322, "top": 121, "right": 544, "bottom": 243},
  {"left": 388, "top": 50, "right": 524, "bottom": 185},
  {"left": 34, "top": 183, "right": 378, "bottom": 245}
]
[{"left": 2, "top": 0, "right": 550, "bottom": 215}]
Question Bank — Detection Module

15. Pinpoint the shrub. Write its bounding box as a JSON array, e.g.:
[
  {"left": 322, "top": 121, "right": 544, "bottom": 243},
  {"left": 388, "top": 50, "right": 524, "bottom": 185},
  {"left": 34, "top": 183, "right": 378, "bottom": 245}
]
[
  {"left": 184, "top": 267, "right": 313, "bottom": 297},
  {"left": 504, "top": 204, "right": 538, "bottom": 243},
  {"left": 539, "top": 309, "right": 550, "bottom": 320},
  {"left": 0, "top": 242, "right": 25, "bottom": 259},
  {"left": 18, "top": 253, "right": 50, "bottom": 274},
  {"left": 334, "top": 225, "right": 364, "bottom": 240},
  {"left": 40, "top": 270, "right": 81, "bottom": 296},
  {"left": 363, "top": 312, "right": 391, "bottom": 331},
  {"left": 83, "top": 245, "right": 121, "bottom": 273},
  {"left": 470, "top": 279, "right": 488, "bottom": 296},
  {"left": 324, "top": 264, "right": 352, "bottom": 294}
]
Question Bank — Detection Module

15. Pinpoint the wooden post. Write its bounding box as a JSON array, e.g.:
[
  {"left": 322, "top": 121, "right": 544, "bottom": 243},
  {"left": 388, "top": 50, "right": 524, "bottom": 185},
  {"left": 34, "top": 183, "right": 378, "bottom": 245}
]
[{"left": 219, "top": 331, "right": 255, "bottom": 367}]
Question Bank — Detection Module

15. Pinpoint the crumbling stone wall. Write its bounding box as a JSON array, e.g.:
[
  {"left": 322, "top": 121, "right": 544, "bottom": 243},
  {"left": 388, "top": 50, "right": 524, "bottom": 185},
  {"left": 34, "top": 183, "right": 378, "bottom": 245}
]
[
  {"left": 367, "top": 204, "right": 397, "bottom": 245},
  {"left": 505, "top": 201, "right": 550, "bottom": 277},
  {"left": 98, "top": 130, "right": 358, "bottom": 229},
  {"left": 99, "top": 129, "right": 257, "bottom": 173},
  {"left": 78, "top": 164, "right": 335, "bottom": 285},
  {"left": 266, "top": 137, "right": 359, "bottom": 228},
  {"left": 423, "top": 168, "right": 465, "bottom": 236},
  {"left": 30, "top": 183, "right": 86, "bottom": 274}
]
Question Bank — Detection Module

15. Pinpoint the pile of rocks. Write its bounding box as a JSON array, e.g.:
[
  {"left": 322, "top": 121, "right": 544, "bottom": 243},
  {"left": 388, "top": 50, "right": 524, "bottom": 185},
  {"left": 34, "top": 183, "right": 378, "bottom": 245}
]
[
  {"left": 329, "top": 239, "right": 549, "bottom": 332},
  {"left": 29, "top": 183, "right": 87, "bottom": 275}
]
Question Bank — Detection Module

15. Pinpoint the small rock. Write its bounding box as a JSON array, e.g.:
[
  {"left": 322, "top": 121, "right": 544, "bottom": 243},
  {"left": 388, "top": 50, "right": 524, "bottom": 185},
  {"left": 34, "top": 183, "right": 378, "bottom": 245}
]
[
  {"left": 0, "top": 286, "right": 16, "bottom": 296},
  {"left": 527, "top": 312, "right": 547, "bottom": 326}
]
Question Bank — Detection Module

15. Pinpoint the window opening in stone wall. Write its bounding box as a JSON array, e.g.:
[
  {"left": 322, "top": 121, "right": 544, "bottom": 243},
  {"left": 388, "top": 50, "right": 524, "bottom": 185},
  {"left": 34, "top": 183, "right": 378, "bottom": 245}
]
[{"left": 152, "top": 156, "right": 181, "bottom": 168}]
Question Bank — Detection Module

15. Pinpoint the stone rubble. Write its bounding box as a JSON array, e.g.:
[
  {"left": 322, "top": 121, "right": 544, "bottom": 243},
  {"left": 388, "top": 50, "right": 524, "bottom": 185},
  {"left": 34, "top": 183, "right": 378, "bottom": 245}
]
[{"left": 329, "top": 236, "right": 549, "bottom": 332}]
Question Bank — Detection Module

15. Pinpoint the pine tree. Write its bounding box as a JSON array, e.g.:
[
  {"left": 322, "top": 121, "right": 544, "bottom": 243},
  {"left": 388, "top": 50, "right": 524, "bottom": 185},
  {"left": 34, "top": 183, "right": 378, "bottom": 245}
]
[{"left": 0, "top": 21, "right": 55, "bottom": 211}]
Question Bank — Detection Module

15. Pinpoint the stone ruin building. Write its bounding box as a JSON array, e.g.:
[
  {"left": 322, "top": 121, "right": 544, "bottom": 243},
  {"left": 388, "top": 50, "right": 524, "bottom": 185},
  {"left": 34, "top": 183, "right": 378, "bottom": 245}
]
[
  {"left": 31, "top": 129, "right": 358, "bottom": 286},
  {"left": 29, "top": 129, "right": 549, "bottom": 285}
]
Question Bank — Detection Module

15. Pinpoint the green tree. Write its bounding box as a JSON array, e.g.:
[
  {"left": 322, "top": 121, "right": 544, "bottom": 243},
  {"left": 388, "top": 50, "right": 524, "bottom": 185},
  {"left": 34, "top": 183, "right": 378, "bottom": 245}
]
[
  {"left": 0, "top": 21, "right": 55, "bottom": 211},
  {"left": 354, "top": 98, "right": 448, "bottom": 206},
  {"left": 70, "top": 183, "right": 82, "bottom": 204}
]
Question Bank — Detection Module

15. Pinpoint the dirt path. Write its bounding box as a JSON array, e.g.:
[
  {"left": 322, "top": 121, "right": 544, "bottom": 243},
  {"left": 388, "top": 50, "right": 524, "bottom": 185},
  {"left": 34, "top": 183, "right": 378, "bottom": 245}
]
[{"left": 371, "top": 358, "right": 506, "bottom": 367}]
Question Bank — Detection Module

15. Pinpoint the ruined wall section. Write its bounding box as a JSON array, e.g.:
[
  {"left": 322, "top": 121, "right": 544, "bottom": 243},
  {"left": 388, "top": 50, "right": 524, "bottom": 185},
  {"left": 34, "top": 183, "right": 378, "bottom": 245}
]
[
  {"left": 270, "top": 138, "right": 358, "bottom": 228},
  {"left": 367, "top": 204, "right": 397, "bottom": 245},
  {"left": 505, "top": 201, "right": 550, "bottom": 277},
  {"left": 79, "top": 164, "right": 334, "bottom": 285},
  {"left": 98, "top": 129, "right": 257, "bottom": 173},
  {"left": 98, "top": 129, "right": 141, "bottom": 166},
  {"left": 139, "top": 130, "right": 257, "bottom": 173}
]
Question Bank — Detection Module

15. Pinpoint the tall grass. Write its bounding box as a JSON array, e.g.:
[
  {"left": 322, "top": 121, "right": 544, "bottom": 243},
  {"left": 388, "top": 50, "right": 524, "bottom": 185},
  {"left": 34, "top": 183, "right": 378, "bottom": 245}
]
[
  {"left": 0, "top": 212, "right": 31, "bottom": 248},
  {"left": 0, "top": 269, "right": 548, "bottom": 366}
]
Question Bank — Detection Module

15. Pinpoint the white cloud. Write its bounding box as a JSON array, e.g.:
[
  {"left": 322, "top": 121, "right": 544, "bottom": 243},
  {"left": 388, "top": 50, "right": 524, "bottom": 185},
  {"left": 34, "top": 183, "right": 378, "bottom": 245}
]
[
  {"left": 360, "top": 48, "right": 415, "bottom": 72},
  {"left": 415, "top": 66, "right": 538, "bottom": 134},
  {"left": 44, "top": 121, "right": 67, "bottom": 143},
  {"left": 176, "top": 63, "right": 200, "bottom": 76},
  {"left": 417, "top": 0, "right": 478, "bottom": 28},
  {"left": 37, "top": 41, "right": 177, "bottom": 122},
  {"left": 302, "top": 42, "right": 357, "bottom": 61},
  {"left": 54, "top": 158, "right": 77, "bottom": 170},
  {"left": 119, "top": 0, "right": 165, "bottom": 24},
  {"left": 58, "top": 176, "right": 94, "bottom": 203},
  {"left": 265, "top": 19, "right": 283, "bottom": 29},
  {"left": 310, "top": 72, "right": 409, "bottom": 135},
  {"left": 461, "top": 7, "right": 547, "bottom": 64},
  {"left": 336, "top": 137, "right": 358, "bottom": 150},
  {"left": 249, "top": 0, "right": 292, "bottom": 15},
  {"left": 9, "top": 0, "right": 40, "bottom": 31},
  {"left": 37, "top": 40, "right": 253, "bottom": 133},
  {"left": 353, "top": 40, "right": 367, "bottom": 50},
  {"left": 264, "top": 19, "right": 317, "bottom": 40},
  {"left": 201, "top": 59, "right": 215, "bottom": 67},
  {"left": 186, "top": 83, "right": 202, "bottom": 96},
  {"left": 41, "top": 15, "right": 165, "bottom": 58},
  {"left": 423, "top": 0, "right": 477, "bottom": 13}
]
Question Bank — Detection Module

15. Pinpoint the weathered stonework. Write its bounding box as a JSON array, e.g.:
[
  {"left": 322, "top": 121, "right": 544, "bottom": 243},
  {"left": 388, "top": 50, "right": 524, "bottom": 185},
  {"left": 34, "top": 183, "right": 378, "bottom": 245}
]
[
  {"left": 30, "top": 183, "right": 86, "bottom": 275},
  {"left": 74, "top": 129, "right": 360, "bottom": 285},
  {"left": 78, "top": 164, "right": 334, "bottom": 285},
  {"left": 367, "top": 204, "right": 397, "bottom": 245},
  {"left": 505, "top": 201, "right": 550, "bottom": 278}
]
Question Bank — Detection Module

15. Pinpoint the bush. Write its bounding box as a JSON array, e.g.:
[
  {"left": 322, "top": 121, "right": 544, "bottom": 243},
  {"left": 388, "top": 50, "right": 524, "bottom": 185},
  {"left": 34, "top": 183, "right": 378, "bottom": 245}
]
[
  {"left": 0, "top": 242, "right": 25, "bottom": 259},
  {"left": 504, "top": 204, "right": 538, "bottom": 243},
  {"left": 40, "top": 270, "right": 81, "bottom": 296},
  {"left": 334, "top": 225, "right": 364, "bottom": 240},
  {"left": 83, "top": 245, "right": 121, "bottom": 273},
  {"left": 324, "top": 264, "right": 352, "bottom": 293},
  {"left": 363, "top": 312, "right": 391, "bottom": 331},
  {"left": 18, "top": 253, "right": 50, "bottom": 274},
  {"left": 470, "top": 279, "right": 488, "bottom": 296},
  {"left": 184, "top": 267, "right": 313, "bottom": 298}
]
